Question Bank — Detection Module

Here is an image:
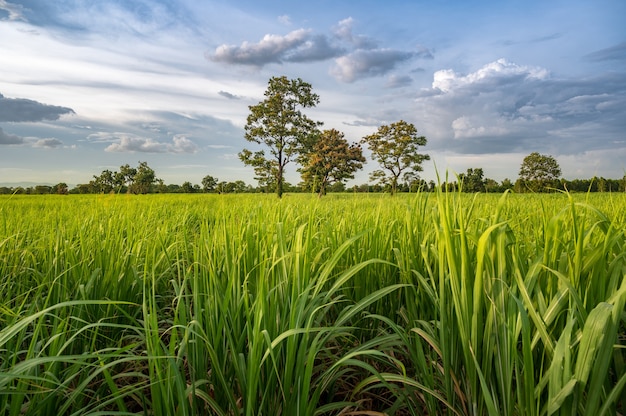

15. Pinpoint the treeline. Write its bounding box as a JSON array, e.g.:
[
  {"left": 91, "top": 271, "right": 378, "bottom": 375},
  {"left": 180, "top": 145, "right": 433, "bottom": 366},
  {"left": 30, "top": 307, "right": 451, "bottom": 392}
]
[{"left": 2, "top": 161, "right": 625, "bottom": 195}]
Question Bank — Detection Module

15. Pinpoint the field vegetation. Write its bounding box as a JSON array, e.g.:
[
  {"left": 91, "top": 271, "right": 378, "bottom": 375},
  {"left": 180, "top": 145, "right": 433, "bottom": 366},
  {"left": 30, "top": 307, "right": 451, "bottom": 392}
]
[{"left": 1, "top": 190, "right": 625, "bottom": 415}]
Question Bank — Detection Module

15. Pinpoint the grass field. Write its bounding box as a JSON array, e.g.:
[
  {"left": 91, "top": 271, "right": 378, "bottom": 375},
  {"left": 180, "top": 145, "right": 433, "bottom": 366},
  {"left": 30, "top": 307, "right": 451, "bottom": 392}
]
[{"left": 1, "top": 191, "right": 625, "bottom": 415}]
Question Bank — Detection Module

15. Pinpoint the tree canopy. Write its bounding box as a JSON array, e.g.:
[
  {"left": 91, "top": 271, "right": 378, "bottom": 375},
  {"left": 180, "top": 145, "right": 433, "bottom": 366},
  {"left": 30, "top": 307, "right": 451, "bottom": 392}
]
[
  {"left": 299, "top": 129, "right": 365, "bottom": 197},
  {"left": 239, "top": 76, "right": 321, "bottom": 198},
  {"left": 518, "top": 152, "right": 561, "bottom": 192},
  {"left": 361, "top": 120, "right": 429, "bottom": 195}
]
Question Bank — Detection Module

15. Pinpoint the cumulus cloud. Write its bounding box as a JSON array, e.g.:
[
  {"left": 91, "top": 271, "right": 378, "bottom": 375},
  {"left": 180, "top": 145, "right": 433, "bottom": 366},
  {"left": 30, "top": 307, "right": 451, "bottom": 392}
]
[
  {"left": 0, "top": 93, "right": 75, "bottom": 122},
  {"left": 209, "top": 28, "right": 343, "bottom": 66},
  {"left": 414, "top": 59, "right": 626, "bottom": 155},
  {"left": 170, "top": 135, "right": 198, "bottom": 153},
  {"left": 431, "top": 59, "right": 549, "bottom": 93},
  {"left": 0, "top": 127, "right": 24, "bottom": 144},
  {"left": 92, "top": 132, "right": 199, "bottom": 153},
  {"left": 208, "top": 17, "right": 431, "bottom": 83},
  {"left": 330, "top": 49, "right": 415, "bottom": 83}
]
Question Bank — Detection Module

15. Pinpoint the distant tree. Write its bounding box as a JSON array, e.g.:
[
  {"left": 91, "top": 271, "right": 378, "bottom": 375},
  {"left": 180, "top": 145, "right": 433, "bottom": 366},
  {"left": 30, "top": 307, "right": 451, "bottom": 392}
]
[
  {"left": 93, "top": 169, "right": 115, "bottom": 193},
  {"left": 239, "top": 76, "right": 322, "bottom": 198},
  {"left": 181, "top": 181, "right": 196, "bottom": 193},
  {"left": 484, "top": 178, "right": 499, "bottom": 192},
  {"left": 230, "top": 180, "right": 248, "bottom": 193},
  {"left": 518, "top": 152, "right": 561, "bottom": 192},
  {"left": 129, "top": 161, "right": 156, "bottom": 194},
  {"left": 154, "top": 179, "right": 168, "bottom": 193},
  {"left": 115, "top": 164, "right": 137, "bottom": 193},
  {"left": 34, "top": 185, "right": 52, "bottom": 195},
  {"left": 299, "top": 129, "right": 365, "bottom": 197},
  {"left": 361, "top": 120, "right": 429, "bottom": 195},
  {"left": 53, "top": 182, "right": 68, "bottom": 195},
  {"left": 500, "top": 178, "right": 514, "bottom": 192},
  {"left": 458, "top": 168, "right": 485, "bottom": 192},
  {"left": 201, "top": 175, "right": 218, "bottom": 193}
]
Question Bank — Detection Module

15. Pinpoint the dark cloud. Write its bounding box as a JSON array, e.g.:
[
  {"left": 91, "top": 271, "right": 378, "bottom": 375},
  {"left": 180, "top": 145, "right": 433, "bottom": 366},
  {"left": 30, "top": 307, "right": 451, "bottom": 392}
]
[
  {"left": 218, "top": 90, "right": 240, "bottom": 100},
  {"left": 0, "top": 127, "right": 24, "bottom": 144},
  {"left": 0, "top": 93, "right": 75, "bottom": 122},
  {"left": 208, "top": 17, "right": 426, "bottom": 82},
  {"left": 33, "top": 138, "right": 63, "bottom": 148},
  {"left": 413, "top": 59, "right": 626, "bottom": 156},
  {"left": 584, "top": 42, "right": 626, "bottom": 62},
  {"left": 330, "top": 49, "right": 415, "bottom": 83}
]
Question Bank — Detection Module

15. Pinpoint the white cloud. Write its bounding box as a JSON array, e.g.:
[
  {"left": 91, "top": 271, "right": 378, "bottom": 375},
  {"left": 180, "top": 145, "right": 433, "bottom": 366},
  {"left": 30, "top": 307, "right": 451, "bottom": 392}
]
[
  {"left": 96, "top": 132, "right": 198, "bottom": 154},
  {"left": 432, "top": 59, "right": 549, "bottom": 93},
  {"left": 451, "top": 116, "right": 509, "bottom": 139},
  {"left": 171, "top": 135, "right": 198, "bottom": 153},
  {"left": 0, "top": 0, "right": 25, "bottom": 21},
  {"left": 332, "top": 17, "right": 377, "bottom": 49}
]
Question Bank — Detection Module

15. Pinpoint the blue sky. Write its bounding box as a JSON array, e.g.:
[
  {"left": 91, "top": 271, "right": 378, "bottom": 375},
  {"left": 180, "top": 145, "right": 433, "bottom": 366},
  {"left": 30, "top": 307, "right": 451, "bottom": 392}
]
[{"left": 1, "top": 0, "right": 625, "bottom": 187}]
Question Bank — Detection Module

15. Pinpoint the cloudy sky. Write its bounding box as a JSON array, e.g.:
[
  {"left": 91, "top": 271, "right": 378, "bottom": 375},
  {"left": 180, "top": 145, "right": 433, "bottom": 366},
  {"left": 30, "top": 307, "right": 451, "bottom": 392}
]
[{"left": 1, "top": 0, "right": 625, "bottom": 187}]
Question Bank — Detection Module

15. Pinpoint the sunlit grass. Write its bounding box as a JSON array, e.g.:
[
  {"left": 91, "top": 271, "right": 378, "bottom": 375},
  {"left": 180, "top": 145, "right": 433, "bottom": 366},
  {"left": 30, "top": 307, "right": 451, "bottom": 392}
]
[{"left": 0, "top": 191, "right": 624, "bottom": 415}]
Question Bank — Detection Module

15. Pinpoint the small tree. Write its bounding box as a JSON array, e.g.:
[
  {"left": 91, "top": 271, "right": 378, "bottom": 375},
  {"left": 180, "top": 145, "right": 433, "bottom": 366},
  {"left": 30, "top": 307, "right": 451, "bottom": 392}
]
[
  {"left": 361, "top": 120, "right": 429, "bottom": 195},
  {"left": 518, "top": 152, "right": 561, "bottom": 192},
  {"left": 299, "top": 129, "right": 365, "bottom": 197},
  {"left": 239, "top": 76, "right": 322, "bottom": 198}
]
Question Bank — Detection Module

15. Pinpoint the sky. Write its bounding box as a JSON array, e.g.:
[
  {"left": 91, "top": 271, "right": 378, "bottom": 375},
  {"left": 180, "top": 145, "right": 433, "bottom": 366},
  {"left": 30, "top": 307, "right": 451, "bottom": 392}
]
[{"left": 1, "top": 0, "right": 625, "bottom": 187}]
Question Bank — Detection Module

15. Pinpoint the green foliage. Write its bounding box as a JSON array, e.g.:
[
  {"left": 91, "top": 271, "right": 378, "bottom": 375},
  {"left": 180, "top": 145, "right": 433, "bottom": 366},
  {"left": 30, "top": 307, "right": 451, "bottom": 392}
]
[
  {"left": 518, "top": 152, "right": 562, "bottom": 192},
  {"left": 240, "top": 76, "right": 322, "bottom": 198},
  {"left": 361, "top": 120, "right": 430, "bottom": 195},
  {"left": 299, "top": 128, "right": 365, "bottom": 196}
]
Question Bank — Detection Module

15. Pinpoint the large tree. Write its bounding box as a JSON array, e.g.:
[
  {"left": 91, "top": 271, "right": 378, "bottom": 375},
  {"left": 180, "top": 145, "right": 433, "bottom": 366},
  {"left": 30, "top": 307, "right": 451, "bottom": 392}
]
[
  {"left": 361, "top": 120, "right": 429, "bottom": 195},
  {"left": 518, "top": 152, "right": 561, "bottom": 192},
  {"left": 299, "top": 129, "right": 365, "bottom": 197},
  {"left": 239, "top": 76, "right": 321, "bottom": 198}
]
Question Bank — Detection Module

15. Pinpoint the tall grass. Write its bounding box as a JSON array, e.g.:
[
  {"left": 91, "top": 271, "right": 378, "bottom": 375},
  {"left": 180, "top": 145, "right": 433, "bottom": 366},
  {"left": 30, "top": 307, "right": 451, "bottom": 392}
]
[{"left": 0, "top": 191, "right": 624, "bottom": 415}]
